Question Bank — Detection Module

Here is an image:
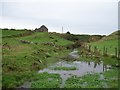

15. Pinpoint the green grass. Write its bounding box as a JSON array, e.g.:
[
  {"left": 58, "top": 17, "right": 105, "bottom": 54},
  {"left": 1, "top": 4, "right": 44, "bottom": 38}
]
[
  {"left": 89, "top": 39, "right": 119, "bottom": 55},
  {"left": 2, "top": 42, "right": 70, "bottom": 88},
  {"left": 31, "top": 72, "right": 61, "bottom": 88},
  {"left": 2, "top": 30, "right": 73, "bottom": 88},
  {"left": 2, "top": 30, "right": 119, "bottom": 88},
  {"left": 18, "top": 32, "right": 73, "bottom": 46},
  {"left": 53, "top": 66, "right": 77, "bottom": 71},
  {"left": 2, "top": 30, "right": 26, "bottom": 37},
  {"left": 64, "top": 68, "right": 118, "bottom": 88},
  {"left": 78, "top": 54, "right": 118, "bottom": 66},
  {"left": 2, "top": 72, "right": 35, "bottom": 88}
]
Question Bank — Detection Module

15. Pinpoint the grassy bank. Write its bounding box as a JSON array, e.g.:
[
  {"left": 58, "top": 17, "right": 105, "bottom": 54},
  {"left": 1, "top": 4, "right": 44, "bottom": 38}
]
[
  {"left": 18, "top": 32, "right": 73, "bottom": 46},
  {"left": 2, "top": 30, "right": 73, "bottom": 88},
  {"left": 89, "top": 39, "right": 119, "bottom": 55}
]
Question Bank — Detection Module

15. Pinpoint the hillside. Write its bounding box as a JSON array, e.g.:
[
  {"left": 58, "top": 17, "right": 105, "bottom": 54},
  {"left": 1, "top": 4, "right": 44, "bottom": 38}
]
[
  {"left": 89, "top": 39, "right": 118, "bottom": 55},
  {"left": 1, "top": 29, "right": 119, "bottom": 88},
  {"left": 18, "top": 32, "right": 73, "bottom": 46},
  {"left": 89, "top": 30, "right": 119, "bottom": 56},
  {"left": 100, "top": 30, "right": 119, "bottom": 41},
  {"left": 2, "top": 29, "right": 74, "bottom": 88}
]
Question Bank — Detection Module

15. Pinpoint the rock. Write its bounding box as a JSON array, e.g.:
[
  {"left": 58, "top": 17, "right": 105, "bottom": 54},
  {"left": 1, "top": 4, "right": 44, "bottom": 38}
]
[
  {"left": 39, "top": 60, "right": 42, "bottom": 63},
  {"left": 68, "top": 50, "right": 79, "bottom": 59}
]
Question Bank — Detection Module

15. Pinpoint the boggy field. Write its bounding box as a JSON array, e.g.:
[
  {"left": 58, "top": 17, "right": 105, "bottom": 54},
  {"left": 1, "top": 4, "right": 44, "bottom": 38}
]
[{"left": 1, "top": 29, "right": 119, "bottom": 88}]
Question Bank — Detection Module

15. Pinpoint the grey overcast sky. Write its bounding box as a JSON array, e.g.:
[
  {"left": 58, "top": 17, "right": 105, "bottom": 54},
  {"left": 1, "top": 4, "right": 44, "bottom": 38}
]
[{"left": 0, "top": 0, "right": 119, "bottom": 35}]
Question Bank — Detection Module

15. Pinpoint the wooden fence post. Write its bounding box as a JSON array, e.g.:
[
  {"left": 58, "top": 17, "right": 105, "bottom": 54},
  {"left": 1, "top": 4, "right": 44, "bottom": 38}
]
[
  {"left": 115, "top": 48, "right": 118, "bottom": 58},
  {"left": 103, "top": 46, "right": 105, "bottom": 56},
  {"left": 88, "top": 45, "right": 91, "bottom": 52},
  {"left": 105, "top": 47, "right": 107, "bottom": 56},
  {"left": 118, "top": 49, "right": 120, "bottom": 59}
]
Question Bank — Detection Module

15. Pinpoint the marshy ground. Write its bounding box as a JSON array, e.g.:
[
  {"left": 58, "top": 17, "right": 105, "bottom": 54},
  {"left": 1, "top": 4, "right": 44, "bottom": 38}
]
[{"left": 1, "top": 29, "right": 119, "bottom": 88}]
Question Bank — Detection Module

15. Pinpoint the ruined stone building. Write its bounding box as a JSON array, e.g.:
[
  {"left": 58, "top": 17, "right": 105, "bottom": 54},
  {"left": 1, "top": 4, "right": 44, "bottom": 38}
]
[{"left": 34, "top": 25, "right": 48, "bottom": 32}]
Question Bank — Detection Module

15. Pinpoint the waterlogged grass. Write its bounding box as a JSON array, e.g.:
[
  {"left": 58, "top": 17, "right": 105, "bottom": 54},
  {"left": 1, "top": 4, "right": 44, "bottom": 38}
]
[
  {"left": 31, "top": 72, "right": 61, "bottom": 88},
  {"left": 77, "top": 47, "right": 118, "bottom": 66},
  {"left": 64, "top": 69, "right": 118, "bottom": 88},
  {"left": 53, "top": 66, "right": 77, "bottom": 71}
]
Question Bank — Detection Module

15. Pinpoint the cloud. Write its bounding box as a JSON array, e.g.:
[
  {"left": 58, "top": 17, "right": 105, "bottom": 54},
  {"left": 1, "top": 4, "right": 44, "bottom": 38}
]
[
  {"left": 0, "top": 0, "right": 119, "bottom": 3},
  {"left": 0, "top": 0, "right": 118, "bottom": 35}
]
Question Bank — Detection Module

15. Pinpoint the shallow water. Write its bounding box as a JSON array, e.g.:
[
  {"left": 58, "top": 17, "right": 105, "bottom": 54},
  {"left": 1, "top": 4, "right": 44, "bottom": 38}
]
[
  {"left": 38, "top": 60, "right": 111, "bottom": 88},
  {"left": 38, "top": 50, "right": 111, "bottom": 88},
  {"left": 38, "top": 61, "right": 110, "bottom": 75},
  {"left": 19, "top": 50, "right": 111, "bottom": 88}
]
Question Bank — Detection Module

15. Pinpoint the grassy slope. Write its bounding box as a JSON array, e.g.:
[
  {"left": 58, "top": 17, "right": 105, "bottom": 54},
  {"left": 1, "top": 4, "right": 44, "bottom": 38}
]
[
  {"left": 2, "top": 30, "right": 119, "bottom": 88},
  {"left": 2, "top": 30, "right": 73, "bottom": 88},
  {"left": 2, "top": 30, "right": 26, "bottom": 37},
  {"left": 18, "top": 32, "right": 73, "bottom": 46},
  {"left": 89, "top": 30, "right": 119, "bottom": 55},
  {"left": 90, "top": 39, "right": 118, "bottom": 55}
]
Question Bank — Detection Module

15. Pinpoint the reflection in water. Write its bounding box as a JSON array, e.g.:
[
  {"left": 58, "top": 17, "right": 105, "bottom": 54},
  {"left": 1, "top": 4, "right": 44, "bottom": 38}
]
[
  {"left": 38, "top": 61, "right": 111, "bottom": 88},
  {"left": 88, "top": 61, "right": 90, "bottom": 66},
  {"left": 38, "top": 50, "right": 111, "bottom": 88},
  {"left": 103, "top": 64, "right": 107, "bottom": 72},
  {"left": 94, "top": 63, "right": 97, "bottom": 68}
]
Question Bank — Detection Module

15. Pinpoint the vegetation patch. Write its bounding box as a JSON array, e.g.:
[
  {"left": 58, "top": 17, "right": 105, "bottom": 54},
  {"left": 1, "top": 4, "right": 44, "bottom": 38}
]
[
  {"left": 2, "top": 29, "right": 119, "bottom": 88},
  {"left": 64, "top": 69, "right": 118, "bottom": 88},
  {"left": 31, "top": 72, "right": 61, "bottom": 88},
  {"left": 53, "top": 66, "right": 77, "bottom": 71},
  {"left": 2, "top": 29, "right": 27, "bottom": 37},
  {"left": 18, "top": 32, "right": 73, "bottom": 46},
  {"left": 2, "top": 30, "right": 72, "bottom": 88},
  {"left": 89, "top": 39, "right": 119, "bottom": 55}
]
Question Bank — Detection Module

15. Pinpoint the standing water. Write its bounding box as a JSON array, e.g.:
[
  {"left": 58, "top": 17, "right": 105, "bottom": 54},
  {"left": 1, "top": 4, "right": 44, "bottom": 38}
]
[
  {"left": 38, "top": 50, "right": 111, "bottom": 88},
  {"left": 19, "top": 50, "right": 111, "bottom": 88}
]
